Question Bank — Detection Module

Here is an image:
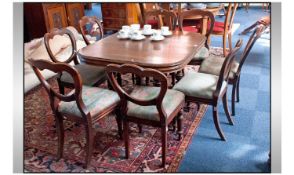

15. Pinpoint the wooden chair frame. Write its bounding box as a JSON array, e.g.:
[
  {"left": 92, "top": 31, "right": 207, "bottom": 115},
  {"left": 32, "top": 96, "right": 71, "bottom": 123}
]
[
  {"left": 178, "top": 9, "right": 215, "bottom": 65},
  {"left": 185, "top": 39, "right": 243, "bottom": 141},
  {"left": 79, "top": 16, "right": 104, "bottom": 45},
  {"left": 212, "top": 3, "right": 238, "bottom": 56},
  {"left": 106, "top": 64, "right": 184, "bottom": 167},
  {"left": 230, "top": 25, "right": 265, "bottom": 115},
  {"left": 28, "top": 59, "right": 121, "bottom": 168},
  {"left": 44, "top": 28, "right": 106, "bottom": 94},
  {"left": 144, "top": 9, "right": 177, "bottom": 30}
]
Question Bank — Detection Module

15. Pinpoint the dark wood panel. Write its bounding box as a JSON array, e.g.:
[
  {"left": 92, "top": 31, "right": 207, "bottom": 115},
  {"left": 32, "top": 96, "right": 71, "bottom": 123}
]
[
  {"left": 66, "top": 3, "right": 85, "bottom": 32},
  {"left": 24, "top": 3, "right": 47, "bottom": 40}
]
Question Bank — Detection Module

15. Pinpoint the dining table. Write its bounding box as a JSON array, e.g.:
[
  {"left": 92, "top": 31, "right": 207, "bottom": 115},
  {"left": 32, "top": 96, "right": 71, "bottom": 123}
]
[{"left": 78, "top": 31, "right": 206, "bottom": 75}]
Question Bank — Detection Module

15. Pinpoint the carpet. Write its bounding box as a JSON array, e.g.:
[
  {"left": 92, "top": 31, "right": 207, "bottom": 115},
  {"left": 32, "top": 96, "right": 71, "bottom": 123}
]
[{"left": 24, "top": 66, "right": 208, "bottom": 173}]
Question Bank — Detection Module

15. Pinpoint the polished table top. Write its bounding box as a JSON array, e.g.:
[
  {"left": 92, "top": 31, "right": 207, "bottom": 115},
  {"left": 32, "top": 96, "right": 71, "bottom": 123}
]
[{"left": 78, "top": 31, "right": 206, "bottom": 73}]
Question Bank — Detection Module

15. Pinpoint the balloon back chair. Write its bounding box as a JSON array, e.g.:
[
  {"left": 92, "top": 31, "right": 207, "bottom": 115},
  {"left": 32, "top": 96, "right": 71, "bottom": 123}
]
[
  {"left": 28, "top": 59, "right": 121, "bottom": 168},
  {"left": 199, "top": 25, "right": 266, "bottom": 115},
  {"left": 106, "top": 64, "right": 185, "bottom": 167},
  {"left": 79, "top": 16, "right": 104, "bottom": 45},
  {"left": 178, "top": 9, "right": 215, "bottom": 65},
  {"left": 173, "top": 39, "right": 243, "bottom": 141},
  {"left": 44, "top": 28, "right": 107, "bottom": 94}
]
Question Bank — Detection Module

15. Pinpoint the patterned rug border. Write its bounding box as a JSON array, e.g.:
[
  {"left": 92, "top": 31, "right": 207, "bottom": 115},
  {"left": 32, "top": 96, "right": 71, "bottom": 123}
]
[{"left": 167, "top": 104, "right": 207, "bottom": 172}]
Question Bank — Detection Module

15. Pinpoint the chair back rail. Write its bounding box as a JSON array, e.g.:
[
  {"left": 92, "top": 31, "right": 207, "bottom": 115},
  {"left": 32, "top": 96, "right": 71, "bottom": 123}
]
[
  {"left": 44, "top": 28, "right": 79, "bottom": 64},
  {"left": 79, "top": 16, "right": 104, "bottom": 45},
  {"left": 28, "top": 59, "right": 89, "bottom": 116},
  {"left": 213, "top": 39, "right": 243, "bottom": 99},
  {"left": 106, "top": 64, "right": 168, "bottom": 121},
  {"left": 237, "top": 25, "right": 265, "bottom": 75},
  {"left": 224, "top": 3, "right": 238, "bottom": 32},
  {"left": 144, "top": 9, "right": 177, "bottom": 30},
  {"left": 178, "top": 9, "right": 215, "bottom": 48}
]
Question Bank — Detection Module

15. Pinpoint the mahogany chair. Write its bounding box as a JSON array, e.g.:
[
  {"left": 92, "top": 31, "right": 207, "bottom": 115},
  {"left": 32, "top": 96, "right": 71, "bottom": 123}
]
[
  {"left": 44, "top": 28, "right": 107, "bottom": 94},
  {"left": 173, "top": 39, "right": 243, "bottom": 141},
  {"left": 28, "top": 59, "right": 121, "bottom": 168},
  {"left": 178, "top": 9, "right": 215, "bottom": 65},
  {"left": 106, "top": 64, "right": 185, "bottom": 167},
  {"left": 210, "top": 3, "right": 238, "bottom": 56},
  {"left": 140, "top": 3, "right": 161, "bottom": 28},
  {"left": 199, "top": 25, "right": 265, "bottom": 116},
  {"left": 79, "top": 16, "right": 104, "bottom": 45},
  {"left": 144, "top": 9, "right": 177, "bottom": 30}
]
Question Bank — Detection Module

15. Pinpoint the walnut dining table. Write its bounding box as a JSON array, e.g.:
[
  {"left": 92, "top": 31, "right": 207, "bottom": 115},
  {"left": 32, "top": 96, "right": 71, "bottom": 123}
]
[{"left": 78, "top": 31, "right": 206, "bottom": 74}]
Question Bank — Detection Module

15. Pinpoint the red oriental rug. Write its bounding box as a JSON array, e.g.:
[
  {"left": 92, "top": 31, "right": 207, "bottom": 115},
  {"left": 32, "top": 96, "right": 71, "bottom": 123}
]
[{"left": 24, "top": 66, "right": 208, "bottom": 173}]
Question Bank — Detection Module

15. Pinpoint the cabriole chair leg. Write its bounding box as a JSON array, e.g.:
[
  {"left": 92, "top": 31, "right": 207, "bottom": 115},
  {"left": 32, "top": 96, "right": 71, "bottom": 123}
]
[{"left": 212, "top": 106, "right": 226, "bottom": 141}]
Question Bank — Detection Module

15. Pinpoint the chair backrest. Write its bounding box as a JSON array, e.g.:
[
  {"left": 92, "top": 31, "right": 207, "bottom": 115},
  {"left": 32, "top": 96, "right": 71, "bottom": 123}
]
[
  {"left": 27, "top": 59, "right": 89, "bottom": 116},
  {"left": 214, "top": 39, "right": 243, "bottom": 98},
  {"left": 144, "top": 9, "right": 177, "bottom": 30},
  {"left": 79, "top": 16, "right": 104, "bottom": 45},
  {"left": 224, "top": 3, "right": 238, "bottom": 33},
  {"left": 106, "top": 64, "right": 168, "bottom": 121},
  {"left": 44, "top": 28, "right": 79, "bottom": 65},
  {"left": 178, "top": 9, "right": 215, "bottom": 48},
  {"left": 237, "top": 25, "right": 265, "bottom": 74}
]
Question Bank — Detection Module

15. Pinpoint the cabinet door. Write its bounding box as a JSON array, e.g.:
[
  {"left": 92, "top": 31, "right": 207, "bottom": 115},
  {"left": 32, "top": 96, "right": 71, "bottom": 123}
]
[
  {"left": 43, "top": 4, "right": 68, "bottom": 30},
  {"left": 66, "top": 3, "right": 85, "bottom": 32}
]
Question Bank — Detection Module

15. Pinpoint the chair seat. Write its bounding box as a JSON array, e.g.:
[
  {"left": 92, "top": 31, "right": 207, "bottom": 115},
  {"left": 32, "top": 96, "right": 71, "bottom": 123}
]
[
  {"left": 60, "top": 64, "right": 106, "bottom": 85},
  {"left": 199, "top": 55, "right": 239, "bottom": 79},
  {"left": 192, "top": 46, "right": 209, "bottom": 61},
  {"left": 173, "top": 72, "right": 227, "bottom": 99},
  {"left": 182, "top": 26, "right": 200, "bottom": 32},
  {"left": 127, "top": 86, "right": 185, "bottom": 121},
  {"left": 207, "top": 21, "right": 228, "bottom": 33},
  {"left": 58, "top": 86, "right": 120, "bottom": 117}
]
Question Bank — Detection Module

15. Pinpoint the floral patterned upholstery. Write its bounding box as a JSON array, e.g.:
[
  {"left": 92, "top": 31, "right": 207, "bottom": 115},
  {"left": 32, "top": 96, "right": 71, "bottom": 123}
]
[
  {"left": 126, "top": 86, "right": 185, "bottom": 121},
  {"left": 199, "top": 55, "right": 239, "bottom": 79},
  {"left": 60, "top": 64, "right": 106, "bottom": 86},
  {"left": 192, "top": 46, "right": 209, "bottom": 61},
  {"left": 58, "top": 86, "right": 120, "bottom": 117},
  {"left": 173, "top": 72, "right": 227, "bottom": 99}
]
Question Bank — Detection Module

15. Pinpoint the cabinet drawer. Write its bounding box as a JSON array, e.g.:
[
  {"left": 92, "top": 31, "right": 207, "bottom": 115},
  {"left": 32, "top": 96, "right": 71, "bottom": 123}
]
[
  {"left": 102, "top": 8, "right": 126, "bottom": 18},
  {"left": 103, "top": 19, "right": 126, "bottom": 28}
]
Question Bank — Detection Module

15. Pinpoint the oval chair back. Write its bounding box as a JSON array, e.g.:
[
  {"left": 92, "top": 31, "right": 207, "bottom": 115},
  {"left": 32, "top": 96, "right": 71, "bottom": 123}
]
[
  {"left": 106, "top": 64, "right": 169, "bottom": 122},
  {"left": 44, "top": 28, "right": 79, "bottom": 65},
  {"left": 79, "top": 16, "right": 104, "bottom": 45}
]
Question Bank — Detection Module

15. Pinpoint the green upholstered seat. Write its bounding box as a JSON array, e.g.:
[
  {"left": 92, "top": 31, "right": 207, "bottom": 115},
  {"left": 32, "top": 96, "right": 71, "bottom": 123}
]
[
  {"left": 173, "top": 71, "right": 227, "bottom": 99},
  {"left": 199, "top": 55, "right": 239, "bottom": 79},
  {"left": 60, "top": 64, "right": 106, "bottom": 85},
  {"left": 192, "top": 46, "right": 209, "bottom": 61},
  {"left": 126, "top": 86, "right": 185, "bottom": 121},
  {"left": 58, "top": 86, "right": 120, "bottom": 117}
]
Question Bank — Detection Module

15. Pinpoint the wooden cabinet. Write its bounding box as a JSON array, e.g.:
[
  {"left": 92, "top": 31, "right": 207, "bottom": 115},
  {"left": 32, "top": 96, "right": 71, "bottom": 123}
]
[
  {"left": 42, "top": 4, "right": 68, "bottom": 31},
  {"left": 101, "top": 3, "right": 141, "bottom": 31},
  {"left": 65, "top": 3, "right": 85, "bottom": 31},
  {"left": 24, "top": 3, "right": 84, "bottom": 41}
]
